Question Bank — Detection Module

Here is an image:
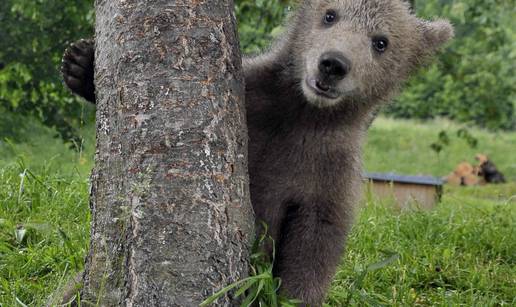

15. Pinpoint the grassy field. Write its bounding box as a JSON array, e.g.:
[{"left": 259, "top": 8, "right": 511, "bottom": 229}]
[{"left": 0, "top": 117, "right": 514, "bottom": 306}]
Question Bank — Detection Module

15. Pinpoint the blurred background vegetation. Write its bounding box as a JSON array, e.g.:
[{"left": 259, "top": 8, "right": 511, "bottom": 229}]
[
  {"left": 0, "top": 0, "right": 514, "bottom": 144},
  {"left": 0, "top": 0, "right": 95, "bottom": 144}
]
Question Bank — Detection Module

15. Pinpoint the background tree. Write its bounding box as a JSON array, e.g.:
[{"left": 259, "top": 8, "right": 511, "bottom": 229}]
[
  {"left": 385, "top": 0, "right": 516, "bottom": 130},
  {"left": 0, "top": 0, "right": 94, "bottom": 142},
  {"left": 235, "top": 0, "right": 292, "bottom": 54},
  {"left": 80, "top": 0, "right": 254, "bottom": 305}
]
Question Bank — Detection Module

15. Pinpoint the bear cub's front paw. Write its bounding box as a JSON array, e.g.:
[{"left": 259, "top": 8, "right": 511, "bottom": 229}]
[{"left": 61, "top": 39, "right": 95, "bottom": 103}]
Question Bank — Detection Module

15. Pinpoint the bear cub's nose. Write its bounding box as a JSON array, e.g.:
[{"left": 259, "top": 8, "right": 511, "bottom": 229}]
[{"left": 318, "top": 51, "right": 351, "bottom": 80}]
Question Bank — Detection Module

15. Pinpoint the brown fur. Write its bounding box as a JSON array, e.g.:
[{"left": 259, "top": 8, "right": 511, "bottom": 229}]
[
  {"left": 446, "top": 162, "right": 482, "bottom": 186},
  {"left": 61, "top": 1, "right": 453, "bottom": 305}
]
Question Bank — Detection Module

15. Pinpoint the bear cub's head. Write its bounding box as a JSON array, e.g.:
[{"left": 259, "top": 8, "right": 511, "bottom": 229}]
[{"left": 295, "top": 0, "right": 454, "bottom": 108}]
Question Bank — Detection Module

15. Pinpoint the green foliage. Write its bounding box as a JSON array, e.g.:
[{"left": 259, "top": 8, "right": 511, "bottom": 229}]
[
  {"left": 0, "top": 0, "right": 95, "bottom": 142},
  {"left": 386, "top": 0, "right": 516, "bottom": 130},
  {"left": 235, "top": 0, "right": 293, "bottom": 54}
]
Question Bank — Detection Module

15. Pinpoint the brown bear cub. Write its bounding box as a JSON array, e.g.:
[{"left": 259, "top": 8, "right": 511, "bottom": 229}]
[{"left": 62, "top": 0, "right": 453, "bottom": 305}]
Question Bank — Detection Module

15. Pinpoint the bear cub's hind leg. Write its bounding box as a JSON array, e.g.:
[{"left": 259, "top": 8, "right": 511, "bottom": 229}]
[{"left": 61, "top": 39, "right": 95, "bottom": 103}]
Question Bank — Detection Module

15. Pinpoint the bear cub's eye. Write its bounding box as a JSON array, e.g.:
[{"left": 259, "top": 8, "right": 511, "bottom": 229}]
[
  {"left": 372, "top": 37, "right": 389, "bottom": 53},
  {"left": 323, "top": 10, "right": 338, "bottom": 25}
]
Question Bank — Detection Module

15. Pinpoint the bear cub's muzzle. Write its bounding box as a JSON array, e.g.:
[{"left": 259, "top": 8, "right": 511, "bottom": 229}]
[{"left": 306, "top": 51, "right": 352, "bottom": 100}]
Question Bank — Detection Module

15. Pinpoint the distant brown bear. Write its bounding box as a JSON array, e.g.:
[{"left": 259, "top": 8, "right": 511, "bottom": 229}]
[{"left": 62, "top": 0, "right": 453, "bottom": 305}]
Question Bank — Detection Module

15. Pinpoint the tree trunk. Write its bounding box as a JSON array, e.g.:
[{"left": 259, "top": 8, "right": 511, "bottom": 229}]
[{"left": 82, "top": 0, "right": 254, "bottom": 305}]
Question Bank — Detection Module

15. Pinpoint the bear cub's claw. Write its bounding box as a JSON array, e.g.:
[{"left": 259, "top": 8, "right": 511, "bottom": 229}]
[{"left": 61, "top": 39, "right": 95, "bottom": 103}]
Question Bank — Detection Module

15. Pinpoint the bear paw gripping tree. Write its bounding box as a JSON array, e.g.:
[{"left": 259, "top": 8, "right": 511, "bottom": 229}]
[{"left": 62, "top": 0, "right": 453, "bottom": 305}]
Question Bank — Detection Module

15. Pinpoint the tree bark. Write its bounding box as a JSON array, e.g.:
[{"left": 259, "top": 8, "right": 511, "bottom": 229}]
[{"left": 82, "top": 0, "right": 254, "bottom": 305}]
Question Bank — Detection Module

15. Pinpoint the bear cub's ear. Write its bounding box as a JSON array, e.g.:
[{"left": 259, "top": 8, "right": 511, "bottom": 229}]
[{"left": 418, "top": 19, "right": 454, "bottom": 52}]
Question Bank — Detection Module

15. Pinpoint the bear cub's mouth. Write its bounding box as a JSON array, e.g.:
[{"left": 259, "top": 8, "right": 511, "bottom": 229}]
[{"left": 305, "top": 77, "right": 339, "bottom": 99}]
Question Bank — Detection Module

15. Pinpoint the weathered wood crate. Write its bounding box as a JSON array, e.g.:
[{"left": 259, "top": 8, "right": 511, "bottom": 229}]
[{"left": 365, "top": 173, "right": 443, "bottom": 210}]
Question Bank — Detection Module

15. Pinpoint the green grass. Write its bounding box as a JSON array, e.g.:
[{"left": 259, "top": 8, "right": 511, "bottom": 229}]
[
  {"left": 0, "top": 165, "right": 90, "bottom": 306},
  {"left": 328, "top": 186, "right": 515, "bottom": 306},
  {"left": 0, "top": 118, "right": 93, "bottom": 306},
  {"left": 365, "top": 117, "right": 516, "bottom": 180},
  {"left": 0, "top": 117, "right": 514, "bottom": 306}
]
